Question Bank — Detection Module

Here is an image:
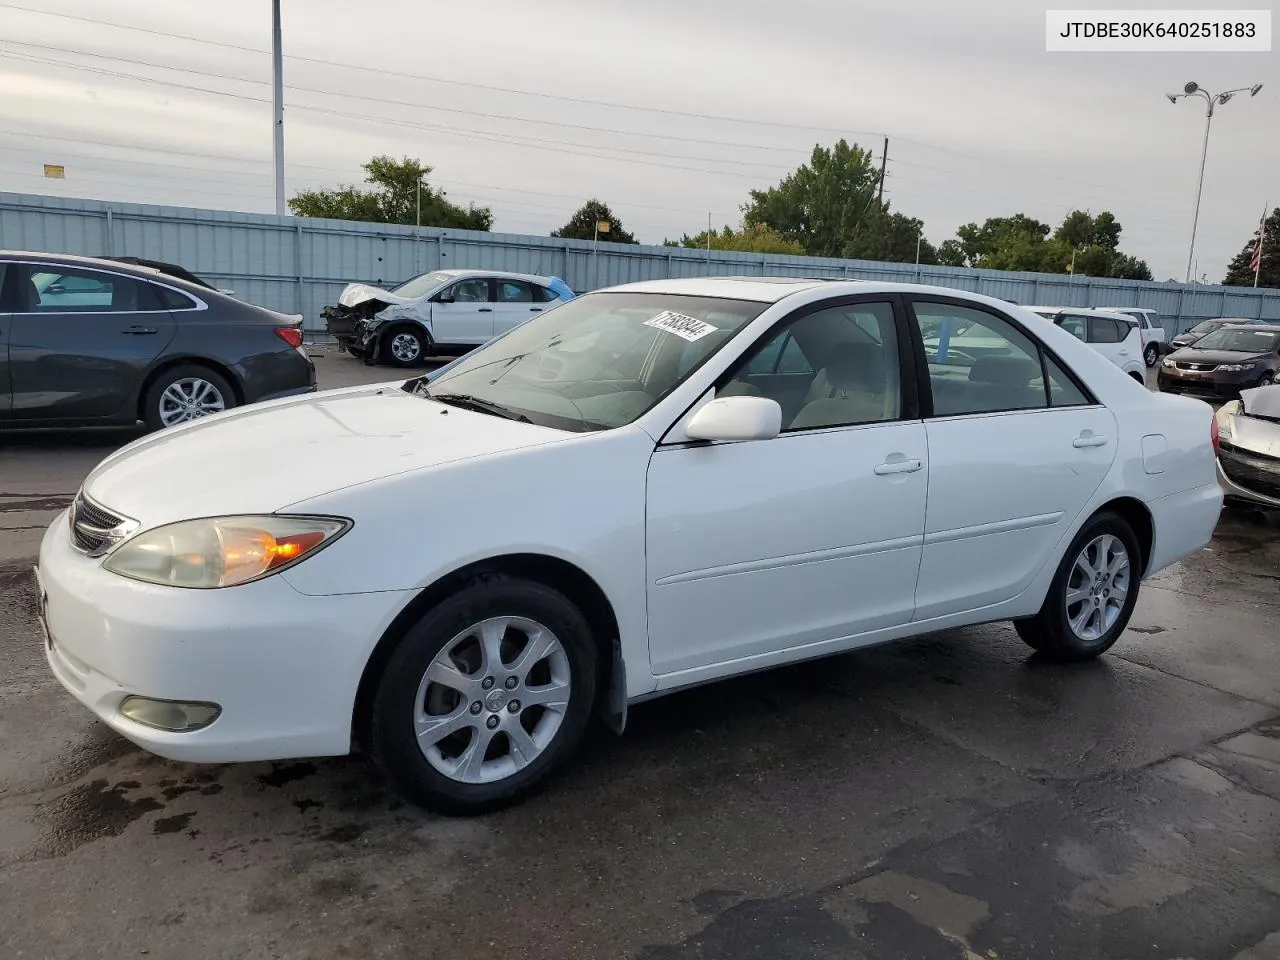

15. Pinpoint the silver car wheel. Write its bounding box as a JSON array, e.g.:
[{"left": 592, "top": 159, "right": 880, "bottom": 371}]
[
  {"left": 390, "top": 332, "right": 422, "bottom": 363},
  {"left": 414, "top": 616, "right": 571, "bottom": 785},
  {"left": 1065, "top": 533, "right": 1130, "bottom": 642},
  {"left": 158, "top": 377, "right": 227, "bottom": 427}
]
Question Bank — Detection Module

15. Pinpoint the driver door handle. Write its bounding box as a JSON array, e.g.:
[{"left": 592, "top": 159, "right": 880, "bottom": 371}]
[
  {"left": 529, "top": 307, "right": 543, "bottom": 312},
  {"left": 477, "top": 308, "right": 492, "bottom": 313},
  {"left": 1073, "top": 434, "right": 1108, "bottom": 448},
  {"left": 121, "top": 325, "right": 157, "bottom": 335}
]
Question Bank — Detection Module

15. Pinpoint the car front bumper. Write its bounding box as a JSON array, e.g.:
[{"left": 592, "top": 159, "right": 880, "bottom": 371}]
[
  {"left": 1156, "top": 369, "right": 1258, "bottom": 400},
  {"left": 36, "top": 510, "right": 411, "bottom": 763},
  {"left": 1217, "top": 445, "right": 1280, "bottom": 509}
]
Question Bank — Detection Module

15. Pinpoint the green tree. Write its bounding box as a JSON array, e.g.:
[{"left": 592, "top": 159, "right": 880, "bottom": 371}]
[
  {"left": 942, "top": 211, "right": 1150, "bottom": 279},
  {"left": 1223, "top": 207, "right": 1280, "bottom": 288},
  {"left": 673, "top": 222, "right": 805, "bottom": 255},
  {"left": 551, "top": 199, "right": 637, "bottom": 243},
  {"left": 743, "top": 139, "right": 883, "bottom": 258},
  {"left": 288, "top": 155, "right": 492, "bottom": 230},
  {"left": 843, "top": 212, "right": 938, "bottom": 265}
]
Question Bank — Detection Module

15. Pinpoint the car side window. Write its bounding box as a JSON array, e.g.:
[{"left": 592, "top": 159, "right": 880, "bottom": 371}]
[
  {"left": 912, "top": 300, "right": 1051, "bottom": 416},
  {"left": 445, "top": 278, "right": 491, "bottom": 303},
  {"left": 1044, "top": 355, "right": 1089, "bottom": 407},
  {"left": 150, "top": 283, "right": 198, "bottom": 311},
  {"left": 721, "top": 301, "right": 901, "bottom": 431},
  {"left": 17, "top": 265, "right": 148, "bottom": 313},
  {"left": 1088, "top": 317, "right": 1124, "bottom": 343},
  {"left": 533, "top": 285, "right": 560, "bottom": 303},
  {"left": 1058, "top": 315, "right": 1087, "bottom": 341},
  {"left": 496, "top": 280, "right": 534, "bottom": 303}
]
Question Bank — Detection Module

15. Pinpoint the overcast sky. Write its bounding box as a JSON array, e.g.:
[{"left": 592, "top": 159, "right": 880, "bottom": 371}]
[{"left": 1, "top": 0, "right": 1276, "bottom": 282}]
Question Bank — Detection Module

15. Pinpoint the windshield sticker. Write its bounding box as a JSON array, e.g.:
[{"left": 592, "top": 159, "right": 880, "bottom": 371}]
[{"left": 644, "top": 311, "right": 718, "bottom": 342}]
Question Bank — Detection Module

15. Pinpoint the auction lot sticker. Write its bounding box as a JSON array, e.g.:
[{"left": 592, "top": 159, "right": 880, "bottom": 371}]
[{"left": 644, "top": 311, "right": 718, "bottom": 342}]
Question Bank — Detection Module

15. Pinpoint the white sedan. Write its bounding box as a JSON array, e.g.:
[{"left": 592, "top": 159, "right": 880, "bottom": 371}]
[{"left": 36, "top": 278, "right": 1223, "bottom": 814}]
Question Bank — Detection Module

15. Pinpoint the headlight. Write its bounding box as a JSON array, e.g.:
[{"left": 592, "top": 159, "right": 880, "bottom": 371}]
[
  {"left": 1218, "top": 362, "right": 1256, "bottom": 372},
  {"left": 1215, "top": 400, "right": 1240, "bottom": 445},
  {"left": 102, "top": 515, "right": 350, "bottom": 588},
  {"left": 1161, "top": 358, "right": 1175, "bottom": 368}
]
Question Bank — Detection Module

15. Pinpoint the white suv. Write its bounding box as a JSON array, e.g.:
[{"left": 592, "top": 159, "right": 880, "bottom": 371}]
[
  {"left": 1026, "top": 307, "right": 1147, "bottom": 384},
  {"left": 1098, "top": 307, "right": 1166, "bottom": 367}
]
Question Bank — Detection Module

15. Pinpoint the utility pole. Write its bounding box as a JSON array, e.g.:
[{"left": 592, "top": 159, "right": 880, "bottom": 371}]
[
  {"left": 877, "top": 137, "right": 888, "bottom": 207},
  {"left": 271, "top": 0, "right": 285, "bottom": 216},
  {"left": 706, "top": 212, "right": 711, "bottom": 253}
]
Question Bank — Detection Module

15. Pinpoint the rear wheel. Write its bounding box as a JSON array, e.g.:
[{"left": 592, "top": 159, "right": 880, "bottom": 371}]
[
  {"left": 1144, "top": 343, "right": 1159, "bottom": 367},
  {"left": 1259, "top": 372, "right": 1276, "bottom": 388},
  {"left": 367, "top": 576, "right": 598, "bottom": 814},
  {"left": 1014, "top": 511, "right": 1141, "bottom": 660},
  {"left": 143, "top": 364, "right": 235, "bottom": 431}
]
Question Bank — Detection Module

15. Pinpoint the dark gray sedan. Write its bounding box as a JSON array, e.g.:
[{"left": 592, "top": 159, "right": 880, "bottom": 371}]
[{"left": 0, "top": 253, "right": 315, "bottom": 430}]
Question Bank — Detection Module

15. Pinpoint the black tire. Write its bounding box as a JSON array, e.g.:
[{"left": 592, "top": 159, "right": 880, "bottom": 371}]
[
  {"left": 367, "top": 575, "right": 599, "bottom": 815},
  {"left": 381, "top": 325, "right": 429, "bottom": 367},
  {"left": 1144, "top": 343, "right": 1159, "bottom": 367},
  {"left": 1258, "top": 372, "right": 1276, "bottom": 388},
  {"left": 1013, "top": 511, "right": 1141, "bottom": 661},
  {"left": 142, "top": 364, "right": 236, "bottom": 431}
]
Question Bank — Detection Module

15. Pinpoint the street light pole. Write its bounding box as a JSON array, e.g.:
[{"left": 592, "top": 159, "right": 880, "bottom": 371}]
[
  {"left": 271, "top": 0, "right": 285, "bottom": 216},
  {"left": 1167, "top": 81, "right": 1263, "bottom": 284}
]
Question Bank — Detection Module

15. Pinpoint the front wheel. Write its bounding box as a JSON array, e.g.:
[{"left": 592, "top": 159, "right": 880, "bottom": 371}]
[
  {"left": 1014, "top": 511, "right": 1141, "bottom": 660},
  {"left": 367, "top": 576, "right": 599, "bottom": 814},
  {"left": 1144, "top": 343, "right": 1159, "bottom": 367},
  {"left": 382, "top": 326, "right": 428, "bottom": 367},
  {"left": 1258, "top": 372, "right": 1276, "bottom": 388}
]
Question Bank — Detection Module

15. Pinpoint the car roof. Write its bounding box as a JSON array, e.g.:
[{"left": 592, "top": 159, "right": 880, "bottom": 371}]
[
  {"left": 430, "top": 268, "right": 559, "bottom": 285},
  {"left": 1211, "top": 324, "right": 1280, "bottom": 332},
  {"left": 1098, "top": 306, "right": 1156, "bottom": 314},
  {"left": 1025, "top": 305, "right": 1136, "bottom": 322},
  {"left": 0, "top": 250, "right": 217, "bottom": 298}
]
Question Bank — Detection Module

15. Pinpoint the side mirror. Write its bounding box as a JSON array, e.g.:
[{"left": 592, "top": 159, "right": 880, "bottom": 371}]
[
  {"left": 434, "top": 295, "right": 454, "bottom": 304},
  {"left": 686, "top": 396, "right": 782, "bottom": 443}
]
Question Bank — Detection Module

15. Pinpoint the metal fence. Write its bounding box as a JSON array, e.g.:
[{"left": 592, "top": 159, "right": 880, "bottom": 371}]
[{"left": 3, "top": 190, "right": 1278, "bottom": 336}]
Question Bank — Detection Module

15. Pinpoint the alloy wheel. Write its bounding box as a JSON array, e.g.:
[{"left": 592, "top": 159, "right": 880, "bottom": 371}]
[
  {"left": 413, "top": 616, "right": 571, "bottom": 784},
  {"left": 158, "top": 377, "right": 227, "bottom": 426},
  {"left": 390, "top": 332, "right": 422, "bottom": 364},
  {"left": 1065, "top": 534, "right": 1130, "bottom": 642}
]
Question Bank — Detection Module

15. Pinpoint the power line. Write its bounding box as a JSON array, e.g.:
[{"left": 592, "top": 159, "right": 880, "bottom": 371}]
[
  {"left": 0, "top": 38, "right": 813, "bottom": 156},
  {"left": 0, "top": 2, "right": 879, "bottom": 136}
]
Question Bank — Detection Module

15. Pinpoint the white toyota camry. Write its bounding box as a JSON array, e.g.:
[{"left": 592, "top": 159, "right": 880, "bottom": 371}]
[{"left": 36, "top": 278, "right": 1223, "bottom": 814}]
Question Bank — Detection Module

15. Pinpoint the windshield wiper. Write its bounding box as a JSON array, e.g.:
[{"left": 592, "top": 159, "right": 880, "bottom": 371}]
[{"left": 426, "top": 391, "right": 532, "bottom": 423}]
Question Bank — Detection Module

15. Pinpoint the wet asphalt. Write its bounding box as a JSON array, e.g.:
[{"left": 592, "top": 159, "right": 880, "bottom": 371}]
[{"left": 2, "top": 353, "right": 1280, "bottom": 960}]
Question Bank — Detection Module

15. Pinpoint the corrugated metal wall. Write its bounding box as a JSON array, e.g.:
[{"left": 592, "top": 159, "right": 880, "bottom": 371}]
[{"left": 3, "top": 191, "right": 1278, "bottom": 335}]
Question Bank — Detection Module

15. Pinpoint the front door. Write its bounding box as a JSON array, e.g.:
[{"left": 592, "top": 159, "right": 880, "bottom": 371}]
[
  {"left": 908, "top": 298, "right": 1117, "bottom": 621},
  {"left": 0, "top": 262, "right": 12, "bottom": 417},
  {"left": 645, "top": 298, "right": 928, "bottom": 678},
  {"left": 431, "top": 277, "right": 494, "bottom": 345},
  {"left": 5, "top": 262, "right": 176, "bottom": 421}
]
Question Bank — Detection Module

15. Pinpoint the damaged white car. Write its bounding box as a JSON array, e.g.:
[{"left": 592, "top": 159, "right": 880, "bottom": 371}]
[
  {"left": 1216, "top": 383, "right": 1280, "bottom": 509},
  {"left": 323, "top": 269, "right": 575, "bottom": 366}
]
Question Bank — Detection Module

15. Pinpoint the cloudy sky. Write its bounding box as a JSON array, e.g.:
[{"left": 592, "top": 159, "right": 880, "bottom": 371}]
[{"left": 1, "top": 0, "right": 1275, "bottom": 282}]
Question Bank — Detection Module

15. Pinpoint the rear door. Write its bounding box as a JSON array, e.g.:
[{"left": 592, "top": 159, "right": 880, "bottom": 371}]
[
  {"left": 1087, "top": 315, "right": 1132, "bottom": 369},
  {"left": 491, "top": 279, "right": 545, "bottom": 336},
  {"left": 430, "top": 277, "right": 494, "bottom": 345},
  {"left": 5, "top": 262, "right": 177, "bottom": 421},
  {"left": 0, "top": 262, "right": 12, "bottom": 416}
]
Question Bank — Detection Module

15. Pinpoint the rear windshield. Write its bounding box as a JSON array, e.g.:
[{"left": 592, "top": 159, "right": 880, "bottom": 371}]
[
  {"left": 1192, "top": 329, "right": 1280, "bottom": 353},
  {"left": 420, "top": 293, "right": 768, "bottom": 432}
]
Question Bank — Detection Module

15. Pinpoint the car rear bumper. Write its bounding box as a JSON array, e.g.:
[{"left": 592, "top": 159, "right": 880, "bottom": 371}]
[
  {"left": 36, "top": 510, "right": 410, "bottom": 763},
  {"left": 1146, "top": 480, "right": 1224, "bottom": 576}
]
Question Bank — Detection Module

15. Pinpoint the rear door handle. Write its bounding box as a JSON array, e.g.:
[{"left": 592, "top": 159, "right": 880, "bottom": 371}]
[
  {"left": 874, "top": 459, "right": 923, "bottom": 476},
  {"left": 478, "top": 308, "right": 493, "bottom": 313},
  {"left": 121, "top": 325, "right": 157, "bottom": 335},
  {"left": 1073, "top": 435, "right": 1108, "bottom": 448},
  {"left": 529, "top": 307, "right": 543, "bottom": 312}
]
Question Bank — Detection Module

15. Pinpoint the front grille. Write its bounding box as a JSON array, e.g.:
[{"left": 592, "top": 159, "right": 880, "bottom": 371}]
[
  {"left": 1219, "top": 445, "right": 1280, "bottom": 500},
  {"left": 67, "top": 492, "right": 133, "bottom": 556},
  {"left": 1175, "top": 361, "right": 1218, "bottom": 372}
]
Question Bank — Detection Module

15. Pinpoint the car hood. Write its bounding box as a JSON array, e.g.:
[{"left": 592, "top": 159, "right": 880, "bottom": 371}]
[
  {"left": 1169, "top": 348, "right": 1269, "bottom": 365},
  {"left": 81, "top": 385, "right": 569, "bottom": 527},
  {"left": 337, "top": 283, "right": 420, "bottom": 308},
  {"left": 1240, "top": 384, "right": 1280, "bottom": 420}
]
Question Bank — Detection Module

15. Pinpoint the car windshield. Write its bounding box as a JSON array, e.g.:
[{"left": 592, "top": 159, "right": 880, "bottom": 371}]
[
  {"left": 1192, "top": 329, "right": 1280, "bottom": 354},
  {"left": 1187, "top": 320, "right": 1224, "bottom": 336},
  {"left": 391, "top": 271, "right": 456, "bottom": 299},
  {"left": 417, "top": 292, "right": 767, "bottom": 433}
]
